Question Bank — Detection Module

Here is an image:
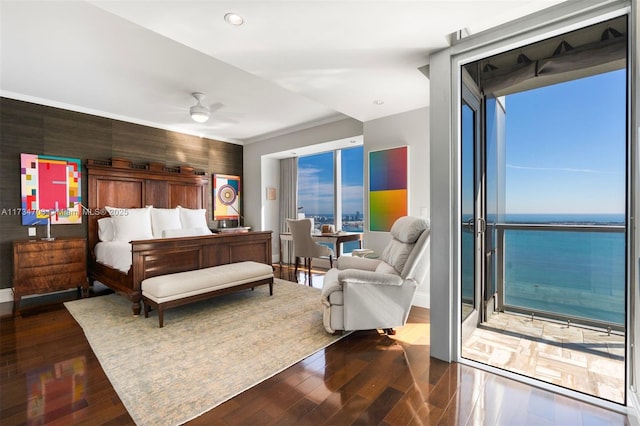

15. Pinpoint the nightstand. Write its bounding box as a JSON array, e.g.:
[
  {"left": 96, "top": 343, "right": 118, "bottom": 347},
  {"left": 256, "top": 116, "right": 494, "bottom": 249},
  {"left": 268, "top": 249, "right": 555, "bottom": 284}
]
[{"left": 12, "top": 237, "right": 88, "bottom": 313}]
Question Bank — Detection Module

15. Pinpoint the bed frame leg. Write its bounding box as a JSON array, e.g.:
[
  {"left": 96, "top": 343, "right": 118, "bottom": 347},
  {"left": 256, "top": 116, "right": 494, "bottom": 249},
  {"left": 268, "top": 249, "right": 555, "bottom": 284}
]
[{"left": 132, "top": 301, "right": 141, "bottom": 316}]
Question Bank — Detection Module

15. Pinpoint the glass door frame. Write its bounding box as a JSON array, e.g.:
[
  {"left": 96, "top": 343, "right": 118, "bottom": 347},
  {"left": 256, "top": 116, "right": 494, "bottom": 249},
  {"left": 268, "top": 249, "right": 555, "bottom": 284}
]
[
  {"left": 450, "top": 3, "right": 633, "bottom": 413},
  {"left": 460, "top": 69, "right": 486, "bottom": 345}
]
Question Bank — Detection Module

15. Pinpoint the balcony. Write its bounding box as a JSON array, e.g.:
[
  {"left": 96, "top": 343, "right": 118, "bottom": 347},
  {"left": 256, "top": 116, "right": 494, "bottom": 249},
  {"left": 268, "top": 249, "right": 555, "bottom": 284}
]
[
  {"left": 495, "top": 222, "right": 625, "bottom": 331},
  {"left": 463, "top": 222, "right": 626, "bottom": 403}
]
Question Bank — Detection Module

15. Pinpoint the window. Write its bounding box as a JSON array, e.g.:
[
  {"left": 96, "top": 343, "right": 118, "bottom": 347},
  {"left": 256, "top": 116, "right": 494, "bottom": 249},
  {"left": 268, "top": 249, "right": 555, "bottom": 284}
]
[
  {"left": 340, "top": 146, "right": 364, "bottom": 233},
  {"left": 297, "top": 151, "right": 334, "bottom": 231},
  {"left": 297, "top": 146, "right": 364, "bottom": 254}
]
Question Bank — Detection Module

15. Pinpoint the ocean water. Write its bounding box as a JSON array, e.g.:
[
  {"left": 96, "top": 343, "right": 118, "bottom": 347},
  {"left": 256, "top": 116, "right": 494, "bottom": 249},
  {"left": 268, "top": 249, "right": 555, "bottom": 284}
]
[
  {"left": 463, "top": 213, "right": 626, "bottom": 325},
  {"left": 504, "top": 213, "right": 625, "bottom": 225}
]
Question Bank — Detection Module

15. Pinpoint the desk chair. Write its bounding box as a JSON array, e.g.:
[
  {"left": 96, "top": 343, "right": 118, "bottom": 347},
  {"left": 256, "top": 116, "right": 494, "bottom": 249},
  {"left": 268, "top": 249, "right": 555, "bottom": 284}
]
[{"left": 287, "top": 219, "right": 334, "bottom": 285}]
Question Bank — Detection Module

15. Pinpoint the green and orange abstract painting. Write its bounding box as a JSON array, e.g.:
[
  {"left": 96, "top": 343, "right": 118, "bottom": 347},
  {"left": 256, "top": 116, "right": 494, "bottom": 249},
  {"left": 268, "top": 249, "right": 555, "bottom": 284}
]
[{"left": 369, "top": 146, "right": 407, "bottom": 231}]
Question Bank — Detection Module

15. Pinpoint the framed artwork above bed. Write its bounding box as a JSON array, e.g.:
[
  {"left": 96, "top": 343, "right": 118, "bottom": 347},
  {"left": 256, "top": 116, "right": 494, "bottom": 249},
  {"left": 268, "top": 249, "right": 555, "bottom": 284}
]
[
  {"left": 213, "top": 174, "right": 241, "bottom": 220},
  {"left": 20, "top": 153, "right": 82, "bottom": 225}
]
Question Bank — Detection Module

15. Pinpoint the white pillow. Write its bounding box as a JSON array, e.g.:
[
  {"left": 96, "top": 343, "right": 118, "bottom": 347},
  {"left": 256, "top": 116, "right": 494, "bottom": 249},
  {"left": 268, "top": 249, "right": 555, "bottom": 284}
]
[
  {"left": 162, "top": 227, "right": 212, "bottom": 238},
  {"left": 150, "top": 208, "right": 182, "bottom": 238},
  {"left": 97, "top": 217, "right": 115, "bottom": 242},
  {"left": 106, "top": 206, "right": 154, "bottom": 242},
  {"left": 177, "top": 206, "right": 209, "bottom": 230}
]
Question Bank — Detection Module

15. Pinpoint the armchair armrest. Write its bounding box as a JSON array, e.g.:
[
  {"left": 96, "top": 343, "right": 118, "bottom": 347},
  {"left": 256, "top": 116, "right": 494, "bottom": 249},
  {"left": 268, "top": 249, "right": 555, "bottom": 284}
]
[
  {"left": 337, "top": 269, "right": 403, "bottom": 286},
  {"left": 336, "top": 256, "right": 381, "bottom": 271},
  {"left": 341, "top": 272, "right": 417, "bottom": 332}
]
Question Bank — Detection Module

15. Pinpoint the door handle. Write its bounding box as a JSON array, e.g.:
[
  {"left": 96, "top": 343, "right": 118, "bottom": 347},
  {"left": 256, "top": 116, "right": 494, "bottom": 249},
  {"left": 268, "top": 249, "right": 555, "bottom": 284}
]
[{"left": 477, "top": 217, "right": 486, "bottom": 234}]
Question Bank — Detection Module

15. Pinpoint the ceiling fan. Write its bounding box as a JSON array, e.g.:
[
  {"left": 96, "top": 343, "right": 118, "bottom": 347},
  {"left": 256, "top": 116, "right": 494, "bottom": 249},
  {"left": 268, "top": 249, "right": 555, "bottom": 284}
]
[
  {"left": 189, "top": 92, "right": 210, "bottom": 123},
  {"left": 185, "top": 92, "right": 241, "bottom": 126}
]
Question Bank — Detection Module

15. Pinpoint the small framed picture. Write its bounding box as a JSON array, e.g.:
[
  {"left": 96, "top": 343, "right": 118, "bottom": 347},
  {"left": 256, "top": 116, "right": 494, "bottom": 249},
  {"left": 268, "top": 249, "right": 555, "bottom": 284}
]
[{"left": 266, "top": 187, "right": 276, "bottom": 200}]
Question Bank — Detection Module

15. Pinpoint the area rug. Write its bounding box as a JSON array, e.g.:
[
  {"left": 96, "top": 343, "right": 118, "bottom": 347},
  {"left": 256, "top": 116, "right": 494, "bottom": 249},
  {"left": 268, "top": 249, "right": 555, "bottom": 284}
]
[{"left": 64, "top": 279, "right": 344, "bottom": 426}]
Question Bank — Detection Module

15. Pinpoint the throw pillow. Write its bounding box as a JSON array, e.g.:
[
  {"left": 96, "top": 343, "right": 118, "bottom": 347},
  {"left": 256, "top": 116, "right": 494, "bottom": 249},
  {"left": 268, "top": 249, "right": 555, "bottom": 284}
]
[
  {"left": 106, "top": 206, "right": 154, "bottom": 242},
  {"left": 177, "top": 206, "right": 210, "bottom": 230},
  {"left": 150, "top": 207, "right": 182, "bottom": 238}
]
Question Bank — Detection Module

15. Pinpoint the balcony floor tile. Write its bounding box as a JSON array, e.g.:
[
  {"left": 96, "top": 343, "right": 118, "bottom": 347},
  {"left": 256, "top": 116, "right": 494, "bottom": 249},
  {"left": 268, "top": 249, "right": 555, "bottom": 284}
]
[{"left": 462, "top": 312, "right": 625, "bottom": 404}]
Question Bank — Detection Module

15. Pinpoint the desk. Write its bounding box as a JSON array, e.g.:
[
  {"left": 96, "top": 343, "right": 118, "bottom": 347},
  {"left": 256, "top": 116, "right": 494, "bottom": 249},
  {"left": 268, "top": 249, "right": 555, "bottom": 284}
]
[{"left": 279, "top": 232, "right": 363, "bottom": 267}]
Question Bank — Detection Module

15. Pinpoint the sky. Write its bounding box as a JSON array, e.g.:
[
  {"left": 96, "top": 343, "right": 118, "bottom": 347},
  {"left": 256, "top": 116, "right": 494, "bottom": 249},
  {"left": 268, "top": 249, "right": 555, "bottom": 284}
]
[
  {"left": 297, "top": 146, "right": 363, "bottom": 216},
  {"left": 504, "top": 69, "right": 626, "bottom": 214}
]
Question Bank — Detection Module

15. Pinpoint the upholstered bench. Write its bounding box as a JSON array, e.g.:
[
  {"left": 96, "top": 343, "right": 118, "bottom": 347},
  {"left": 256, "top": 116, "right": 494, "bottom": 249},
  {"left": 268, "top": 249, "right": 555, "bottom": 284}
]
[{"left": 142, "top": 261, "right": 274, "bottom": 327}]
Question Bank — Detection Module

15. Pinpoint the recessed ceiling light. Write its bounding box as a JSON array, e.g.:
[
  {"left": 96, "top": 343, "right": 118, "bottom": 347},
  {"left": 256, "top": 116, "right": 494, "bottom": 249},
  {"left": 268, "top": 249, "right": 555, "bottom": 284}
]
[
  {"left": 373, "top": 99, "right": 384, "bottom": 105},
  {"left": 224, "top": 12, "right": 244, "bottom": 26}
]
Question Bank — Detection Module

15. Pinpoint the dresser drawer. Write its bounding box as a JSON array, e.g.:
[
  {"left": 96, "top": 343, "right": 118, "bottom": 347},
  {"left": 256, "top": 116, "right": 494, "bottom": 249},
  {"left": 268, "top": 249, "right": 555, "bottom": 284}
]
[
  {"left": 16, "top": 271, "right": 88, "bottom": 295},
  {"left": 14, "top": 238, "right": 85, "bottom": 254},
  {"left": 16, "top": 250, "right": 85, "bottom": 268},
  {"left": 17, "top": 261, "right": 86, "bottom": 280}
]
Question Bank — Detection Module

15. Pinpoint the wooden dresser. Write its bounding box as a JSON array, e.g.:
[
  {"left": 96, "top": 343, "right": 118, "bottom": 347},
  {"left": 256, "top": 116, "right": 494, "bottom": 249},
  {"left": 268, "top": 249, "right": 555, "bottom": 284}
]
[{"left": 12, "top": 237, "right": 88, "bottom": 313}]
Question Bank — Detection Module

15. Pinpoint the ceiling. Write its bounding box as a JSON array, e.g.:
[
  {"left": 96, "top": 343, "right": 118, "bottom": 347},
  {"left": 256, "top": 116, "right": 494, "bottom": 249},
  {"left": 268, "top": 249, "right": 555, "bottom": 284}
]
[{"left": 0, "top": 0, "right": 565, "bottom": 145}]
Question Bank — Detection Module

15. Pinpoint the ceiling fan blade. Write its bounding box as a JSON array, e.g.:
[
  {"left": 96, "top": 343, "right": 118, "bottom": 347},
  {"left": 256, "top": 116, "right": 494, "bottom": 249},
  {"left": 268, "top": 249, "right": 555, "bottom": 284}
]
[
  {"left": 210, "top": 115, "right": 238, "bottom": 125},
  {"left": 208, "top": 102, "right": 224, "bottom": 113}
]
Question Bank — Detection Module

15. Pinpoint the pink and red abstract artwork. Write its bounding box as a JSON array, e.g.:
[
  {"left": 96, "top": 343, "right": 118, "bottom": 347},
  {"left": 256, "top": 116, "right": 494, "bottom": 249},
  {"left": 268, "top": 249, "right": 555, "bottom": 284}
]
[{"left": 20, "top": 153, "right": 82, "bottom": 225}]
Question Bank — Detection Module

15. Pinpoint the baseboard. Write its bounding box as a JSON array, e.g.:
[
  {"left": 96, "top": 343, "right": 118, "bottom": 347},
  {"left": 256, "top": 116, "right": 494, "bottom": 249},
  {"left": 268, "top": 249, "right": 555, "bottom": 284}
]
[
  {"left": 0, "top": 288, "right": 14, "bottom": 304},
  {"left": 412, "top": 290, "right": 430, "bottom": 308},
  {"left": 0, "top": 287, "right": 80, "bottom": 304}
]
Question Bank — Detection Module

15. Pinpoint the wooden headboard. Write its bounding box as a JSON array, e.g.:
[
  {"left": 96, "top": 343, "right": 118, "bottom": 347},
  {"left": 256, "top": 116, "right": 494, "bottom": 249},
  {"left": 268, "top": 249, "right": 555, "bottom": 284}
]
[{"left": 86, "top": 158, "right": 209, "bottom": 253}]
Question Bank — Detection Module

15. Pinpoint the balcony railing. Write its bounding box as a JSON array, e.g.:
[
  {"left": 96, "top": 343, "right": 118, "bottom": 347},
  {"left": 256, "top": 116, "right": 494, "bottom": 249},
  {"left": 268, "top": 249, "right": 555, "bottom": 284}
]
[{"left": 494, "top": 222, "right": 626, "bottom": 332}]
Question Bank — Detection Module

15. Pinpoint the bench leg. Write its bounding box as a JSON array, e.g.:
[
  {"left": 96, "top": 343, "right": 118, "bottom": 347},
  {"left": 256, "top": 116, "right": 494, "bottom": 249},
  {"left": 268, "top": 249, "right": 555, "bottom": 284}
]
[
  {"left": 144, "top": 302, "right": 150, "bottom": 318},
  {"left": 269, "top": 282, "right": 273, "bottom": 296},
  {"left": 158, "top": 308, "right": 164, "bottom": 328}
]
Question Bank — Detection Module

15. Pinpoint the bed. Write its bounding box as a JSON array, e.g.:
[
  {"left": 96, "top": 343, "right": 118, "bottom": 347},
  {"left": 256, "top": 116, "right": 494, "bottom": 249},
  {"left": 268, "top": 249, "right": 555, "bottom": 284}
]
[{"left": 86, "top": 158, "right": 272, "bottom": 315}]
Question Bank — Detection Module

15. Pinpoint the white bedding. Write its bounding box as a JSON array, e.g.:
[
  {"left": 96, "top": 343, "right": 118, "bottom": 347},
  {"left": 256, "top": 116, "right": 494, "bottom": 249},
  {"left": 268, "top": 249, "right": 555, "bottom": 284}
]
[
  {"left": 95, "top": 205, "right": 214, "bottom": 274},
  {"left": 95, "top": 241, "right": 132, "bottom": 273}
]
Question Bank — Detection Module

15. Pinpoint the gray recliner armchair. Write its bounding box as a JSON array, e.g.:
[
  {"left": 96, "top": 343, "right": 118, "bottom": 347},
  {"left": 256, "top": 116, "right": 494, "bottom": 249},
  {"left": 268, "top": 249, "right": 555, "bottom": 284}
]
[{"left": 320, "top": 216, "right": 430, "bottom": 334}]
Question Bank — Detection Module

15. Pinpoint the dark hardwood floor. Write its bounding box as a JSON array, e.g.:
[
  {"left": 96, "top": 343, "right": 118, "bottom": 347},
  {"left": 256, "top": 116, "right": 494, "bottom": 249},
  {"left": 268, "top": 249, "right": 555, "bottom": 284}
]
[{"left": 0, "top": 266, "right": 630, "bottom": 425}]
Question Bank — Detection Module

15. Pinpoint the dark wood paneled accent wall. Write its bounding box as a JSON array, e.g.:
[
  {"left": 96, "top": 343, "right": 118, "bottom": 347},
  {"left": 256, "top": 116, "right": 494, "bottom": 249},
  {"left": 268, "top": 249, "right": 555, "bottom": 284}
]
[{"left": 0, "top": 97, "right": 243, "bottom": 290}]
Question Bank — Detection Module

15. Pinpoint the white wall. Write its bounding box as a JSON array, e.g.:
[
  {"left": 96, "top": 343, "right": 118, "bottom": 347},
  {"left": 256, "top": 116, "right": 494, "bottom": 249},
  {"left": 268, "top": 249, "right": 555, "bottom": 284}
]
[
  {"left": 429, "top": 48, "right": 454, "bottom": 362},
  {"left": 260, "top": 156, "right": 279, "bottom": 243},
  {"left": 363, "top": 107, "right": 431, "bottom": 307}
]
